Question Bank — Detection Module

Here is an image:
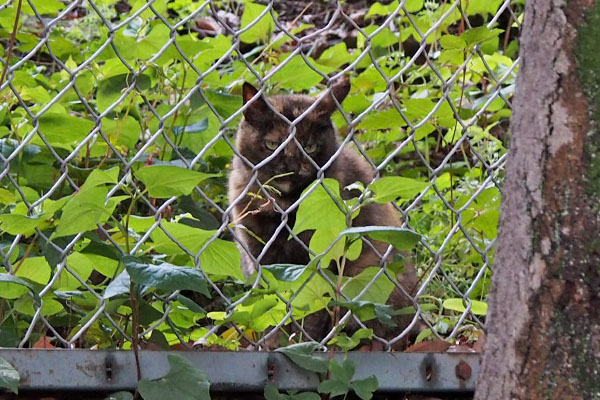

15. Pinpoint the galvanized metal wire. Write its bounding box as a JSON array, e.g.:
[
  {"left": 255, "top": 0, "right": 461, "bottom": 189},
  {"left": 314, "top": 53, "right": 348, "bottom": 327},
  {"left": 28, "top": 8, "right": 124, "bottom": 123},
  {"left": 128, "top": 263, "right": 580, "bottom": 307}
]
[{"left": 0, "top": 0, "right": 519, "bottom": 351}]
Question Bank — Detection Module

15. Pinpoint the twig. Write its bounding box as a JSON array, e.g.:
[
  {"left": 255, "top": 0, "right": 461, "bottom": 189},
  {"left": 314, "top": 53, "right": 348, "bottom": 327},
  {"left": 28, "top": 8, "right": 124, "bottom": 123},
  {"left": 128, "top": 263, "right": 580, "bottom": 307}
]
[
  {"left": 0, "top": 0, "right": 23, "bottom": 88},
  {"left": 289, "top": 1, "right": 314, "bottom": 26},
  {"left": 129, "top": 281, "right": 142, "bottom": 382},
  {"left": 232, "top": 198, "right": 272, "bottom": 224}
]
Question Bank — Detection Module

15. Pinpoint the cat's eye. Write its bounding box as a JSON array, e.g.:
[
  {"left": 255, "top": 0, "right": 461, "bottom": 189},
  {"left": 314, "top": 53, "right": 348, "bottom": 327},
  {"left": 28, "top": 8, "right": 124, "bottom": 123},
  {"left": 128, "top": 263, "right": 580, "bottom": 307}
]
[
  {"left": 304, "top": 143, "right": 318, "bottom": 154},
  {"left": 265, "top": 140, "right": 279, "bottom": 151}
]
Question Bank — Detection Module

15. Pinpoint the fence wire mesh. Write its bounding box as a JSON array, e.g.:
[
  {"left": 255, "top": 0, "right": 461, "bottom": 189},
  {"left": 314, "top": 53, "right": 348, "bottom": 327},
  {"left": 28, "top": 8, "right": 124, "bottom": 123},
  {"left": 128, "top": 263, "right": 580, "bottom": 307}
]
[{"left": 0, "top": 0, "right": 520, "bottom": 352}]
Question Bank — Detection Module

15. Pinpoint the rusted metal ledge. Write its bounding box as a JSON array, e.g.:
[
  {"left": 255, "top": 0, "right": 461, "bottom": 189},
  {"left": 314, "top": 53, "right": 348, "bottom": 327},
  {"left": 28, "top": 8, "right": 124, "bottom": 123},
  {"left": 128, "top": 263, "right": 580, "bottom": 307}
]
[{"left": 0, "top": 349, "right": 478, "bottom": 393}]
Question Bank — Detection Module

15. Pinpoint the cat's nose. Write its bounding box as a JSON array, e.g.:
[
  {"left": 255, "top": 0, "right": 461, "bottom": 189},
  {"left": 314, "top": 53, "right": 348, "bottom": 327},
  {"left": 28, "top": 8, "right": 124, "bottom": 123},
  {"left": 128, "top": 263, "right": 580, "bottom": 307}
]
[
  {"left": 284, "top": 145, "right": 296, "bottom": 157},
  {"left": 299, "top": 164, "right": 312, "bottom": 176}
]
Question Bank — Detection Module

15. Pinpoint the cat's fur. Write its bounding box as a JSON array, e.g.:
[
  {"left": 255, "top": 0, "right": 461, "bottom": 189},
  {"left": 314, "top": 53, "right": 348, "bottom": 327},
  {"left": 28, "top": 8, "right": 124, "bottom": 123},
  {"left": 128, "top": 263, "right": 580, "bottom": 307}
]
[{"left": 228, "top": 78, "right": 419, "bottom": 345}]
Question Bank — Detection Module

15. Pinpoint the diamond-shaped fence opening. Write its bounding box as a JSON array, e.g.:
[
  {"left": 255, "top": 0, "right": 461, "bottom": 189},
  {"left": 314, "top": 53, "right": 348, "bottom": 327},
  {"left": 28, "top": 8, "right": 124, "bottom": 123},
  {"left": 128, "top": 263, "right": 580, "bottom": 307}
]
[{"left": 0, "top": 0, "right": 520, "bottom": 351}]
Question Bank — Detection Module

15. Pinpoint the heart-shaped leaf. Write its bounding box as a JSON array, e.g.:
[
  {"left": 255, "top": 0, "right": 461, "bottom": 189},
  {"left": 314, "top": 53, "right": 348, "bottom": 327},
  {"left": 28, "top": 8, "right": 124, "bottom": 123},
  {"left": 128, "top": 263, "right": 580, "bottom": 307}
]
[
  {"left": 124, "top": 256, "right": 209, "bottom": 297},
  {"left": 138, "top": 354, "right": 210, "bottom": 400}
]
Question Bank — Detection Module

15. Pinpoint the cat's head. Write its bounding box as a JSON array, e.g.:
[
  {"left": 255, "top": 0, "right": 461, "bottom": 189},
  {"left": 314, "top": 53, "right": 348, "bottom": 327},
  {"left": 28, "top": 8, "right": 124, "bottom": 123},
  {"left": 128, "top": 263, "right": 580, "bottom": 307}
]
[{"left": 235, "top": 78, "right": 350, "bottom": 196}]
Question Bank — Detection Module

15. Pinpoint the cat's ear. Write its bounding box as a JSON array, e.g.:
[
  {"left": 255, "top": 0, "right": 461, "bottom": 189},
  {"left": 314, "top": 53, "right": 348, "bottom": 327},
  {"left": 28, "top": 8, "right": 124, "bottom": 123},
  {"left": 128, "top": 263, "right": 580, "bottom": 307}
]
[
  {"left": 242, "top": 82, "right": 259, "bottom": 104},
  {"left": 242, "top": 82, "right": 272, "bottom": 127},
  {"left": 319, "top": 76, "right": 351, "bottom": 115}
]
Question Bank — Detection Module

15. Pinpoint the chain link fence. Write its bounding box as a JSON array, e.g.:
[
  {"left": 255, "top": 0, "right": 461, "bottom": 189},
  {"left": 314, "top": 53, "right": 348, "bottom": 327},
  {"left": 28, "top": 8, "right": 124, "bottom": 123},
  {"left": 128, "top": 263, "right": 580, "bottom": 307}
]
[{"left": 0, "top": 0, "right": 520, "bottom": 355}]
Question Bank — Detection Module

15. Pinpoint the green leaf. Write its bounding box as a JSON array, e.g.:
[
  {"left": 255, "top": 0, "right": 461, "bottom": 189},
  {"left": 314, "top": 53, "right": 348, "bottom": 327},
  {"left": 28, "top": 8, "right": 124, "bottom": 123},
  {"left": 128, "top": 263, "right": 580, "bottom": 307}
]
[
  {"left": 289, "top": 272, "right": 333, "bottom": 315},
  {"left": 204, "top": 90, "right": 242, "bottom": 120},
  {"left": 415, "top": 328, "right": 433, "bottom": 343},
  {"left": 372, "top": 303, "right": 398, "bottom": 326},
  {"left": 272, "top": 55, "right": 332, "bottom": 91},
  {"left": 403, "top": 98, "right": 454, "bottom": 128},
  {"left": 54, "top": 187, "right": 127, "bottom": 238},
  {"left": 15, "top": 295, "right": 64, "bottom": 317},
  {"left": 57, "top": 252, "right": 95, "bottom": 290},
  {"left": 0, "top": 139, "right": 40, "bottom": 164},
  {"left": 293, "top": 179, "right": 346, "bottom": 234},
  {"left": 275, "top": 343, "right": 329, "bottom": 373},
  {"left": 405, "top": 0, "right": 424, "bottom": 12},
  {"left": 319, "top": 360, "right": 376, "bottom": 399},
  {"left": 16, "top": 256, "right": 51, "bottom": 285},
  {"left": 316, "top": 42, "right": 355, "bottom": 68},
  {"left": 240, "top": 2, "right": 276, "bottom": 43},
  {"left": 200, "top": 239, "right": 244, "bottom": 281},
  {"left": 330, "top": 300, "right": 396, "bottom": 326},
  {"left": 471, "top": 208, "right": 499, "bottom": 239},
  {"left": 327, "top": 329, "right": 373, "bottom": 351},
  {"left": 443, "top": 298, "right": 488, "bottom": 315},
  {"left": 103, "top": 270, "right": 131, "bottom": 299},
  {"left": 464, "top": 0, "right": 505, "bottom": 16},
  {"left": 365, "top": 1, "right": 398, "bottom": 19},
  {"left": 104, "top": 392, "right": 134, "bottom": 400},
  {"left": 264, "top": 384, "right": 321, "bottom": 400},
  {"left": 340, "top": 267, "right": 394, "bottom": 304},
  {"left": 0, "top": 188, "right": 15, "bottom": 204},
  {"left": 135, "top": 24, "right": 171, "bottom": 60},
  {"left": 83, "top": 253, "right": 120, "bottom": 278},
  {"left": 96, "top": 74, "right": 151, "bottom": 113},
  {"left": 439, "top": 48, "right": 466, "bottom": 66},
  {"left": 124, "top": 256, "right": 210, "bottom": 297},
  {"left": 290, "top": 392, "right": 321, "bottom": 400},
  {"left": 440, "top": 35, "right": 467, "bottom": 50},
  {"left": 0, "top": 357, "right": 19, "bottom": 394},
  {"left": 361, "top": 26, "right": 398, "bottom": 49},
  {"left": 0, "top": 214, "right": 50, "bottom": 236},
  {"left": 172, "top": 118, "right": 208, "bottom": 135},
  {"left": 271, "top": 23, "right": 314, "bottom": 50},
  {"left": 308, "top": 227, "right": 362, "bottom": 268},
  {"left": 330, "top": 359, "right": 355, "bottom": 383},
  {"left": 0, "top": 315, "right": 18, "bottom": 347},
  {"left": 23, "top": 0, "right": 64, "bottom": 15},
  {"left": 150, "top": 222, "right": 215, "bottom": 255},
  {"left": 341, "top": 226, "right": 421, "bottom": 251},
  {"left": 249, "top": 296, "right": 281, "bottom": 330},
  {"left": 264, "top": 382, "right": 286, "bottom": 400},
  {"left": 137, "top": 354, "right": 210, "bottom": 400},
  {"left": 177, "top": 294, "right": 206, "bottom": 314},
  {"left": 395, "top": 303, "right": 437, "bottom": 316},
  {"left": 102, "top": 116, "right": 140, "bottom": 149},
  {"left": 263, "top": 264, "right": 308, "bottom": 282},
  {"left": 81, "top": 166, "right": 120, "bottom": 189},
  {"left": 368, "top": 176, "right": 429, "bottom": 202},
  {"left": 20, "top": 86, "right": 52, "bottom": 104},
  {"left": 317, "top": 378, "right": 348, "bottom": 398},
  {"left": 356, "top": 108, "right": 406, "bottom": 130},
  {"left": 350, "top": 375, "right": 378, "bottom": 400},
  {"left": 0, "top": 273, "right": 39, "bottom": 301},
  {"left": 461, "top": 27, "right": 504, "bottom": 47},
  {"left": 38, "top": 113, "right": 95, "bottom": 148},
  {"left": 136, "top": 165, "right": 217, "bottom": 198},
  {"left": 293, "top": 179, "right": 355, "bottom": 266}
]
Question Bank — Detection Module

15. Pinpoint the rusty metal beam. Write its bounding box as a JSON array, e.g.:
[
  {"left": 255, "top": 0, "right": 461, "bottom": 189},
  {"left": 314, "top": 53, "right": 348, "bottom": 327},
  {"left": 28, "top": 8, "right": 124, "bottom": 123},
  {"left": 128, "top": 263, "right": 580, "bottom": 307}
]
[{"left": 0, "top": 349, "right": 478, "bottom": 393}]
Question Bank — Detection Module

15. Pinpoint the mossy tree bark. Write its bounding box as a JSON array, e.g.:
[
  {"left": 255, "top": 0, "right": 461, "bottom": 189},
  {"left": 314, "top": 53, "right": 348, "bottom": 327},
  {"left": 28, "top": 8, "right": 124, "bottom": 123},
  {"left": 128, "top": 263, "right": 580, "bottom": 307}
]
[{"left": 474, "top": 1, "right": 600, "bottom": 399}]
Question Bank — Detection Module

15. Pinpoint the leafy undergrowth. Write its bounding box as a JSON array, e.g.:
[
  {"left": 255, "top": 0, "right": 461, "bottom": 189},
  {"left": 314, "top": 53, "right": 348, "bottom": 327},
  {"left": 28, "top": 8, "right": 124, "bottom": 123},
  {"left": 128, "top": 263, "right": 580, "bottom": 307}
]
[{"left": 0, "top": 0, "right": 520, "bottom": 353}]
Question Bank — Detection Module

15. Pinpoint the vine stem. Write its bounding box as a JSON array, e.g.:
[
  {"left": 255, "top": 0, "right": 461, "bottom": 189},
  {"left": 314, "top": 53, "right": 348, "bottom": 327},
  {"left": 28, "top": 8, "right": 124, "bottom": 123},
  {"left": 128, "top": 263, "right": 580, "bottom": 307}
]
[
  {"left": 0, "top": 0, "right": 22, "bottom": 88},
  {"left": 130, "top": 281, "right": 142, "bottom": 382}
]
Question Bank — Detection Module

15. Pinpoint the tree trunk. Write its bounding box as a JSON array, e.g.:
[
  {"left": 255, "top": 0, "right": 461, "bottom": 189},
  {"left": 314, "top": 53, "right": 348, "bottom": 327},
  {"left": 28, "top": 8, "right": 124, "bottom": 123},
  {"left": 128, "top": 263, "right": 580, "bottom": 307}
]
[{"left": 474, "top": 1, "right": 600, "bottom": 399}]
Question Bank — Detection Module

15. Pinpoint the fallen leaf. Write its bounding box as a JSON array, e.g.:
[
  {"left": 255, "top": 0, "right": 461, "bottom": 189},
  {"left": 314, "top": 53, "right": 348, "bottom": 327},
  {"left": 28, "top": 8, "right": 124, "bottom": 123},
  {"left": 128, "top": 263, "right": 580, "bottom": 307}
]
[
  {"left": 404, "top": 339, "right": 450, "bottom": 353},
  {"left": 33, "top": 336, "right": 56, "bottom": 349}
]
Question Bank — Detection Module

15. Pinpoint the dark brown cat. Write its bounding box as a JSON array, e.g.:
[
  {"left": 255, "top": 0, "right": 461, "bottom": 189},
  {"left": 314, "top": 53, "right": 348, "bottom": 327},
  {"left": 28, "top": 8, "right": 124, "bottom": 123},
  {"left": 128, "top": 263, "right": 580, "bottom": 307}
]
[{"left": 228, "top": 78, "right": 419, "bottom": 346}]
